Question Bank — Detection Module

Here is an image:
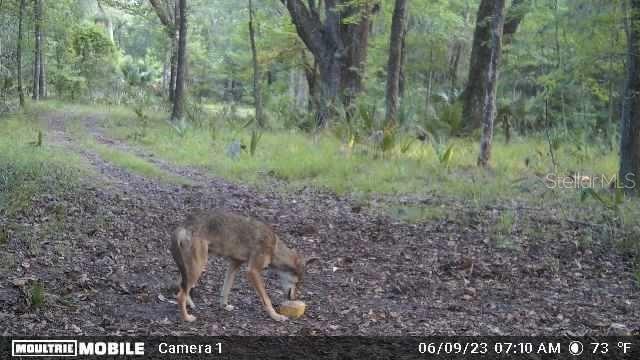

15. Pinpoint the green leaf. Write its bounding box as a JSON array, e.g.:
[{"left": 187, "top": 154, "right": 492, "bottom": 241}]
[{"left": 440, "top": 144, "right": 455, "bottom": 167}]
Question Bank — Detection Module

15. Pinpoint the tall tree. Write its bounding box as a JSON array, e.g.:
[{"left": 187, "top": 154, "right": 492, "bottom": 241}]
[
  {"left": 620, "top": 0, "right": 640, "bottom": 192},
  {"left": 17, "top": 0, "right": 26, "bottom": 107},
  {"left": 149, "top": 0, "right": 179, "bottom": 100},
  {"left": 32, "top": 0, "right": 43, "bottom": 101},
  {"left": 38, "top": 0, "right": 46, "bottom": 98},
  {"left": 171, "top": 0, "right": 187, "bottom": 122},
  {"left": 385, "top": 0, "right": 408, "bottom": 125},
  {"left": 282, "top": 0, "right": 377, "bottom": 127},
  {"left": 340, "top": 2, "right": 376, "bottom": 108},
  {"left": 248, "top": 0, "right": 264, "bottom": 127},
  {"left": 462, "top": 0, "right": 529, "bottom": 131},
  {"left": 471, "top": 0, "right": 506, "bottom": 167}
]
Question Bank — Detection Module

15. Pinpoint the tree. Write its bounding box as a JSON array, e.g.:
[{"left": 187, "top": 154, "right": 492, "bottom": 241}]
[
  {"left": 385, "top": 0, "right": 408, "bottom": 125},
  {"left": 33, "top": 0, "right": 43, "bottom": 100},
  {"left": 171, "top": 0, "right": 186, "bottom": 122},
  {"left": 620, "top": 0, "right": 640, "bottom": 192},
  {"left": 149, "top": 0, "right": 179, "bottom": 100},
  {"left": 462, "top": 0, "right": 529, "bottom": 131},
  {"left": 248, "top": 0, "right": 264, "bottom": 127},
  {"left": 282, "top": 0, "right": 377, "bottom": 127},
  {"left": 17, "top": 0, "right": 26, "bottom": 107},
  {"left": 469, "top": 0, "right": 506, "bottom": 167},
  {"left": 39, "top": 6, "right": 46, "bottom": 99}
]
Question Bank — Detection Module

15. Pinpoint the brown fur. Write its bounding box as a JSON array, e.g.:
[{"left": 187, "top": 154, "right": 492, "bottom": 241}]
[{"left": 170, "top": 209, "right": 304, "bottom": 322}]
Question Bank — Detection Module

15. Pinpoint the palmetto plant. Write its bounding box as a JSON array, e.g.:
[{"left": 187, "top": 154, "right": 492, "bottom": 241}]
[{"left": 433, "top": 142, "right": 455, "bottom": 168}]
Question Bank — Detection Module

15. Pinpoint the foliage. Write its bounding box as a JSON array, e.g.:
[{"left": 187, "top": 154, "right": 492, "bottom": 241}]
[
  {"left": 120, "top": 55, "right": 157, "bottom": 87},
  {"left": 0, "top": 112, "right": 84, "bottom": 214},
  {"left": 70, "top": 23, "right": 119, "bottom": 90}
]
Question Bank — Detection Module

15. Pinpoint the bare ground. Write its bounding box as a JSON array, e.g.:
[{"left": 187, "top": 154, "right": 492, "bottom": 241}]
[{"left": 0, "top": 110, "right": 639, "bottom": 336}]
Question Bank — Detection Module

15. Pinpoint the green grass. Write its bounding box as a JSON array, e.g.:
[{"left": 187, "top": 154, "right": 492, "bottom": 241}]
[
  {"left": 85, "top": 139, "right": 189, "bottom": 185},
  {"left": 0, "top": 111, "right": 87, "bottom": 214},
  {"left": 32, "top": 102, "right": 189, "bottom": 185},
  {"left": 102, "top": 115, "right": 619, "bottom": 208},
  {"left": 30, "top": 282, "right": 45, "bottom": 308},
  {"left": 27, "top": 101, "right": 631, "bottom": 218}
]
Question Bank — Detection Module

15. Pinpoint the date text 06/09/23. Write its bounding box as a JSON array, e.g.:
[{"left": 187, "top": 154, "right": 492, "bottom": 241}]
[{"left": 418, "top": 342, "right": 561, "bottom": 356}]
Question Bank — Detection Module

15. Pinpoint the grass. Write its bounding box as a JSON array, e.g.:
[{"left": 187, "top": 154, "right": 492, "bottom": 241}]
[
  {"left": 26, "top": 101, "right": 636, "bottom": 223},
  {"left": 30, "top": 282, "right": 45, "bottom": 308},
  {"left": 32, "top": 102, "right": 190, "bottom": 185},
  {"left": 88, "top": 140, "right": 189, "bottom": 185},
  {"left": 0, "top": 110, "right": 87, "bottom": 214},
  {"left": 103, "top": 114, "right": 616, "bottom": 206}
]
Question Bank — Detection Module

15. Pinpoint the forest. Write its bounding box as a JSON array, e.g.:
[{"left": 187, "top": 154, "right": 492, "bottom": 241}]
[{"left": 0, "top": 0, "right": 639, "bottom": 338}]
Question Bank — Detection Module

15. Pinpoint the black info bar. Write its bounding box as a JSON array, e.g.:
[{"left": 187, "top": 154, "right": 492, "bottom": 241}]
[{"left": 1, "top": 336, "right": 638, "bottom": 359}]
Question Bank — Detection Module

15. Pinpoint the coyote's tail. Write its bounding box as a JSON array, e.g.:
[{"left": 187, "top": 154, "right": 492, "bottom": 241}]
[{"left": 171, "top": 227, "right": 192, "bottom": 292}]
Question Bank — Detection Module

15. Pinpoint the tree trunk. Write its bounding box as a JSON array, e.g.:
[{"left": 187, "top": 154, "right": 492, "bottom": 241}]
[
  {"left": 290, "top": 66, "right": 308, "bottom": 110},
  {"left": 619, "top": 0, "right": 640, "bottom": 192},
  {"left": 398, "top": 25, "right": 408, "bottom": 99},
  {"left": 303, "top": 53, "right": 320, "bottom": 113},
  {"left": 248, "top": 0, "right": 264, "bottom": 127},
  {"left": 475, "top": 0, "right": 506, "bottom": 167},
  {"left": 463, "top": 0, "right": 526, "bottom": 131},
  {"left": 171, "top": 0, "right": 187, "bottom": 122},
  {"left": 282, "top": 0, "right": 376, "bottom": 127},
  {"left": 449, "top": 42, "right": 462, "bottom": 98},
  {"left": 162, "top": 49, "right": 169, "bottom": 92},
  {"left": 169, "top": 0, "right": 179, "bottom": 101},
  {"left": 17, "top": 0, "right": 25, "bottom": 107},
  {"left": 425, "top": 70, "right": 433, "bottom": 114},
  {"left": 39, "top": 1, "right": 46, "bottom": 98},
  {"left": 32, "top": 0, "right": 42, "bottom": 101},
  {"left": 149, "top": 0, "right": 179, "bottom": 100},
  {"left": 169, "top": 35, "right": 178, "bottom": 101},
  {"left": 340, "top": 3, "right": 375, "bottom": 108},
  {"left": 316, "top": 53, "right": 341, "bottom": 128},
  {"left": 385, "top": 0, "right": 408, "bottom": 125}
]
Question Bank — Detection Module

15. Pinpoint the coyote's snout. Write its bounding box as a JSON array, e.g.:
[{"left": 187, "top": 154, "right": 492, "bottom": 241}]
[{"left": 170, "top": 209, "right": 305, "bottom": 322}]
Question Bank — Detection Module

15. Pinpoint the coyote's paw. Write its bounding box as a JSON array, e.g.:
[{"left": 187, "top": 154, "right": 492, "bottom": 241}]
[
  {"left": 183, "top": 314, "right": 197, "bottom": 322},
  {"left": 270, "top": 312, "right": 288, "bottom": 322},
  {"left": 224, "top": 304, "right": 235, "bottom": 311}
]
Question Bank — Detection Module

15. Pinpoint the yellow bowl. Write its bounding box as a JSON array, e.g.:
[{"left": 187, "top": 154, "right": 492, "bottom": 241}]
[{"left": 278, "top": 300, "right": 306, "bottom": 319}]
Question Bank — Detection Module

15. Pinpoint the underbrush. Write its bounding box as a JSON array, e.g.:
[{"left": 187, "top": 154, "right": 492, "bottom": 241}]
[
  {"left": 0, "top": 111, "right": 86, "bottom": 215},
  {"left": 27, "top": 101, "right": 640, "bottom": 267},
  {"left": 29, "top": 101, "right": 622, "bottom": 205}
]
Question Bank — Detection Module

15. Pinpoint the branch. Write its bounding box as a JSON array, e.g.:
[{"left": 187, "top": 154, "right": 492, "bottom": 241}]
[
  {"left": 281, "top": 0, "right": 325, "bottom": 57},
  {"left": 149, "top": 0, "right": 175, "bottom": 34}
]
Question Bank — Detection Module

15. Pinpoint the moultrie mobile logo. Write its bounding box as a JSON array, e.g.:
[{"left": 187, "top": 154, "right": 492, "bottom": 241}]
[
  {"left": 12, "top": 340, "right": 77, "bottom": 357},
  {"left": 11, "top": 340, "right": 145, "bottom": 357}
]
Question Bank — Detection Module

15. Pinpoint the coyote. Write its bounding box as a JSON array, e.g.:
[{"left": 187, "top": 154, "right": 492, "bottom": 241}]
[{"left": 170, "top": 209, "right": 304, "bottom": 322}]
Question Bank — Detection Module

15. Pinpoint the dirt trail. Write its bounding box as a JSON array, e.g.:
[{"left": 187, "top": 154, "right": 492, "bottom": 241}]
[{"left": 1, "top": 111, "right": 639, "bottom": 336}]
